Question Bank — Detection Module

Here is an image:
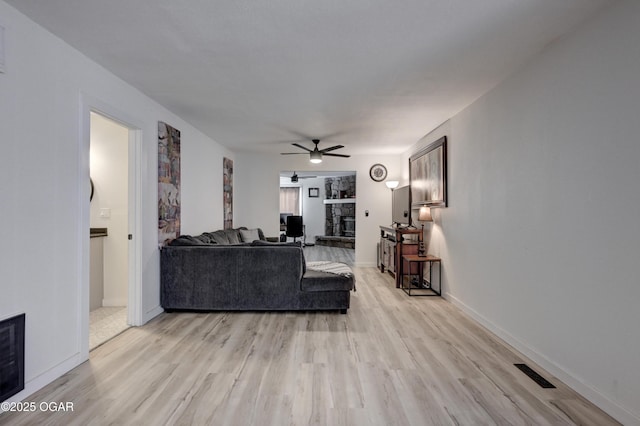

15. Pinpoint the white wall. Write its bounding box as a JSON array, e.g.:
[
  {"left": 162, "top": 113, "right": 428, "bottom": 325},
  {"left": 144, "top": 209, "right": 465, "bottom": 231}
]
[
  {"left": 0, "top": 1, "right": 232, "bottom": 402},
  {"left": 403, "top": 1, "right": 640, "bottom": 423},
  {"left": 236, "top": 153, "right": 402, "bottom": 266},
  {"left": 90, "top": 113, "right": 129, "bottom": 307},
  {"left": 300, "top": 177, "right": 326, "bottom": 241},
  {"left": 180, "top": 129, "right": 232, "bottom": 236}
]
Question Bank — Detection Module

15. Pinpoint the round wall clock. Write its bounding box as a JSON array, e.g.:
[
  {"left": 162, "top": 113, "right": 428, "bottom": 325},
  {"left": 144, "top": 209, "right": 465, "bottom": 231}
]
[{"left": 369, "top": 164, "right": 388, "bottom": 182}]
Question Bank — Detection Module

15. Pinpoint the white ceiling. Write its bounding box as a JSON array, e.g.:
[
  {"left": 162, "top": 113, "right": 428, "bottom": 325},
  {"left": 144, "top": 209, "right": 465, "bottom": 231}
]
[{"left": 8, "top": 0, "right": 612, "bottom": 155}]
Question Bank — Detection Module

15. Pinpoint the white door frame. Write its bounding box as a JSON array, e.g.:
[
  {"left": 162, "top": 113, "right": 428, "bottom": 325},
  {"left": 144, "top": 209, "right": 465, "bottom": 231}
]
[{"left": 79, "top": 93, "right": 143, "bottom": 361}]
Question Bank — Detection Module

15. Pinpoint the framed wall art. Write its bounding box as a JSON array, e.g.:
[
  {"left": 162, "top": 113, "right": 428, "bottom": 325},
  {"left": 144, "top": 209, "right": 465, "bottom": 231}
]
[
  {"left": 158, "top": 121, "right": 181, "bottom": 244},
  {"left": 223, "top": 157, "right": 233, "bottom": 229},
  {"left": 409, "top": 136, "right": 447, "bottom": 207},
  {"left": 308, "top": 187, "right": 319, "bottom": 198}
]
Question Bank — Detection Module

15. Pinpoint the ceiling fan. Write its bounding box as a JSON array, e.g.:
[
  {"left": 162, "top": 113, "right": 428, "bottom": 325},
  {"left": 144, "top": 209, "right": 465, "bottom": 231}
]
[
  {"left": 289, "top": 171, "right": 317, "bottom": 183},
  {"left": 281, "top": 139, "right": 350, "bottom": 163}
]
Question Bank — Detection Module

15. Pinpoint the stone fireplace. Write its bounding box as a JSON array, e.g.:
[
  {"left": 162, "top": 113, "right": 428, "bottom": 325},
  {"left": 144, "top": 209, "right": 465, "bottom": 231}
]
[
  {"left": 324, "top": 175, "right": 356, "bottom": 237},
  {"left": 342, "top": 217, "right": 355, "bottom": 237},
  {"left": 316, "top": 175, "right": 357, "bottom": 249}
]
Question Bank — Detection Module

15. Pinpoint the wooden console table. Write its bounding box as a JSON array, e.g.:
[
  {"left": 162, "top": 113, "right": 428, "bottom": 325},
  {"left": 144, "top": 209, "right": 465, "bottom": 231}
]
[{"left": 379, "top": 226, "right": 423, "bottom": 288}]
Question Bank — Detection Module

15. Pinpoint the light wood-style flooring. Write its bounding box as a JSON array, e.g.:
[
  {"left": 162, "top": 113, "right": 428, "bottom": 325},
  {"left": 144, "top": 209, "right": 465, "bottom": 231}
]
[{"left": 1, "top": 267, "right": 618, "bottom": 425}]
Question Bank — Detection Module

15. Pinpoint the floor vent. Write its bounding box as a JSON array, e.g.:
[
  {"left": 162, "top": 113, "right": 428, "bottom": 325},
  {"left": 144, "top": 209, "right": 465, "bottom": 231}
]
[{"left": 514, "top": 363, "right": 556, "bottom": 389}]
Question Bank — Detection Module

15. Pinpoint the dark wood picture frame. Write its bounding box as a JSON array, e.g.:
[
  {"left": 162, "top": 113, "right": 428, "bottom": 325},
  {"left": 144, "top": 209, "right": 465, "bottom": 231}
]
[
  {"left": 409, "top": 136, "right": 447, "bottom": 207},
  {"left": 308, "top": 187, "right": 319, "bottom": 198}
]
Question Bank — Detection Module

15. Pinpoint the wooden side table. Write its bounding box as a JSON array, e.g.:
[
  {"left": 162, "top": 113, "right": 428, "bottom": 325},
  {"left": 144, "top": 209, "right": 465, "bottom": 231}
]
[{"left": 401, "top": 254, "right": 441, "bottom": 296}]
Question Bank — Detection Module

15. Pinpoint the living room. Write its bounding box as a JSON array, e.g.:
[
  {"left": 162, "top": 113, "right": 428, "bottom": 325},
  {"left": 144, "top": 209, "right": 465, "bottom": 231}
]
[{"left": 1, "top": 1, "right": 639, "bottom": 424}]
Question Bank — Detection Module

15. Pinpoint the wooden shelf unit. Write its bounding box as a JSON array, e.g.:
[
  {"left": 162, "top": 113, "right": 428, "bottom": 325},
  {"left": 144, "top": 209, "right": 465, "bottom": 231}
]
[{"left": 379, "top": 226, "right": 423, "bottom": 288}]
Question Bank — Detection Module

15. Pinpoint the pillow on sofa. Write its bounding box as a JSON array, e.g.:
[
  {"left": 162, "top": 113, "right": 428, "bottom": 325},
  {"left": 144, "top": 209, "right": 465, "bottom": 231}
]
[
  {"left": 239, "top": 228, "right": 261, "bottom": 242},
  {"left": 223, "top": 229, "right": 241, "bottom": 244},
  {"left": 208, "top": 230, "right": 231, "bottom": 244},
  {"left": 199, "top": 232, "right": 214, "bottom": 243}
]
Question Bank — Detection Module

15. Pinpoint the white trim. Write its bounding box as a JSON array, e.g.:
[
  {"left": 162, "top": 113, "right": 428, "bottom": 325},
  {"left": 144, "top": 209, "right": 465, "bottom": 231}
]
[
  {"left": 446, "top": 293, "right": 640, "bottom": 426},
  {"left": 79, "top": 92, "right": 144, "bottom": 354},
  {"left": 144, "top": 305, "right": 165, "bottom": 324},
  {"left": 323, "top": 198, "right": 356, "bottom": 204},
  {"left": 102, "top": 298, "right": 128, "bottom": 307},
  {"left": 128, "top": 128, "right": 143, "bottom": 326},
  {"left": 0, "top": 25, "right": 5, "bottom": 73},
  {"left": 78, "top": 93, "right": 91, "bottom": 363}
]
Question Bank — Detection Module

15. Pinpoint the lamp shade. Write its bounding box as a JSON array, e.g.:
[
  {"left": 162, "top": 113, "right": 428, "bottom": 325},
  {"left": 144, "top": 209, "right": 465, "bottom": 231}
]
[
  {"left": 309, "top": 151, "right": 322, "bottom": 163},
  {"left": 385, "top": 180, "right": 399, "bottom": 189},
  {"left": 418, "top": 206, "right": 433, "bottom": 222}
]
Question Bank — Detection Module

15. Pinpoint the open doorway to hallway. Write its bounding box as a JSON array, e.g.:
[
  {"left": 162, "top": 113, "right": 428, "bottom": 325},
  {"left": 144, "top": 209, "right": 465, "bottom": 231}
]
[
  {"left": 279, "top": 171, "right": 356, "bottom": 266},
  {"left": 89, "top": 112, "right": 130, "bottom": 349}
]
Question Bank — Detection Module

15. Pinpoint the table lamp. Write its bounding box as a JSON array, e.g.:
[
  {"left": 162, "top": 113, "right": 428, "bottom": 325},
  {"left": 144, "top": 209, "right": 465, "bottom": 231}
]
[{"left": 418, "top": 206, "right": 432, "bottom": 257}]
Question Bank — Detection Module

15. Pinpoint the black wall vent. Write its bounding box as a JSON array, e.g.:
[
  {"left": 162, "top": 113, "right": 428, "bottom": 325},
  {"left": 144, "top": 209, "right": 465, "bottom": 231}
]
[
  {"left": 514, "top": 363, "right": 556, "bottom": 389},
  {"left": 0, "top": 313, "right": 25, "bottom": 402}
]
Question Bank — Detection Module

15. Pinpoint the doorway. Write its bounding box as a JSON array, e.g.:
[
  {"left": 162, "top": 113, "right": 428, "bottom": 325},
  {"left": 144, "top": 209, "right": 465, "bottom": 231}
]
[
  {"left": 279, "top": 171, "right": 356, "bottom": 265},
  {"left": 89, "top": 112, "right": 130, "bottom": 349}
]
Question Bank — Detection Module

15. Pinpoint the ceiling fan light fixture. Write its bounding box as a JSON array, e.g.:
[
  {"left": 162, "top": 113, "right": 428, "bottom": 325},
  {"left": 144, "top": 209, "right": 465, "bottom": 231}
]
[{"left": 310, "top": 151, "right": 322, "bottom": 163}]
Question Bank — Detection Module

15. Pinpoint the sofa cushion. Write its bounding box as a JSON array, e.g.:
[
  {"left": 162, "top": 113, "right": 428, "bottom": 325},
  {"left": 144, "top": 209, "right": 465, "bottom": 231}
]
[
  {"left": 169, "top": 235, "right": 211, "bottom": 246},
  {"left": 303, "top": 261, "right": 354, "bottom": 292},
  {"left": 239, "top": 228, "right": 260, "bottom": 242},
  {"left": 301, "top": 270, "right": 354, "bottom": 292},
  {"left": 207, "top": 230, "right": 229, "bottom": 244},
  {"left": 224, "top": 229, "right": 242, "bottom": 244},
  {"left": 198, "top": 232, "right": 217, "bottom": 244},
  {"left": 169, "top": 227, "right": 267, "bottom": 246}
]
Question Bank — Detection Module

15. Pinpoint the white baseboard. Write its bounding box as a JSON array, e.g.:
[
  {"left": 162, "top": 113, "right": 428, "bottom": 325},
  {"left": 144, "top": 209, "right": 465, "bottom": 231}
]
[
  {"left": 4, "top": 352, "right": 83, "bottom": 405},
  {"left": 144, "top": 305, "right": 164, "bottom": 324},
  {"left": 446, "top": 293, "right": 640, "bottom": 426},
  {"left": 102, "top": 298, "right": 127, "bottom": 307}
]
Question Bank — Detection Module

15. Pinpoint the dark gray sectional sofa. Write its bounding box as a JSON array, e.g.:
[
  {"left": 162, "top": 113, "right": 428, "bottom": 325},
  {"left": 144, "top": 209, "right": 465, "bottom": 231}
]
[{"left": 160, "top": 228, "right": 354, "bottom": 313}]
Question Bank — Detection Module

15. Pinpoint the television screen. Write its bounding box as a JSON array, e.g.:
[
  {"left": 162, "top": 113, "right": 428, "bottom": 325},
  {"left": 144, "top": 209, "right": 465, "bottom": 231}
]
[{"left": 392, "top": 186, "right": 411, "bottom": 226}]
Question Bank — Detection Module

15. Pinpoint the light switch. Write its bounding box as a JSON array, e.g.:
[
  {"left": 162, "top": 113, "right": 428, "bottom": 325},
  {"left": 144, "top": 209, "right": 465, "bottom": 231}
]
[{"left": 99, "top": 208, "right": 111, "bottom": 218}]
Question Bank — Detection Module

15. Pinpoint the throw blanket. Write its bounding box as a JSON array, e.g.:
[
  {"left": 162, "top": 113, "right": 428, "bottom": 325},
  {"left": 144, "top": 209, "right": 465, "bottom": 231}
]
[{"left": 306, "top": 261, "right": 356, "bottom": 291}]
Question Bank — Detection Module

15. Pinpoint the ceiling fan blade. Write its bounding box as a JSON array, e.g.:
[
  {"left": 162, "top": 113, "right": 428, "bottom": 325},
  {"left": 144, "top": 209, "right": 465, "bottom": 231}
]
[
  {"left": 283, "top": 129, "right": 315, "bottom": 141},
  {"left": 280, "top": 152, "right": 307, "bottom": 155},
  {"left": 323, "top": 153, "right": 351, "bottom": 158},
  {"left": 279, "top": 128, "right": 348, "bottom": 142},
  {"left": 291, "top": 143, "right": 313, "bottom": 152},
  {"left": 299, "top": 176, "right": 318, "bottom": 179},
  {"left": 319, "top": 144, "right": 344, "bottom": 153},
  {"left": 318, "top": 130, "right": 348, "bottom": 141}
]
